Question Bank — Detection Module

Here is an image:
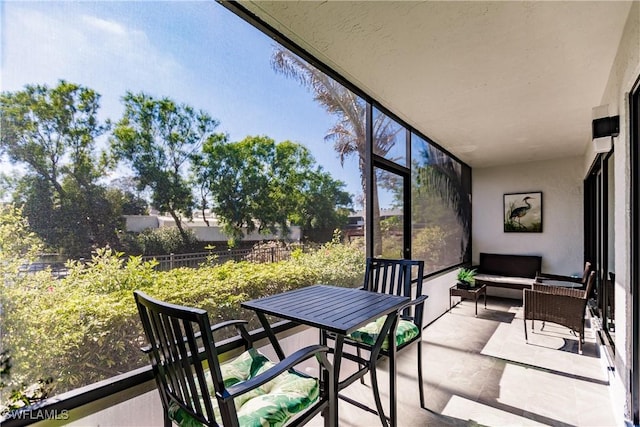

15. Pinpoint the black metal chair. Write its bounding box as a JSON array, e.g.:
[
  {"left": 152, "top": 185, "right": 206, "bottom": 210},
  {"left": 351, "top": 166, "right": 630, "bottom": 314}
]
[
  {"left": 134, "top": 291, "right": 334, "bottom": 427},
  {"left": 333, "top": 258, "right": 427, "bottom": 425}
]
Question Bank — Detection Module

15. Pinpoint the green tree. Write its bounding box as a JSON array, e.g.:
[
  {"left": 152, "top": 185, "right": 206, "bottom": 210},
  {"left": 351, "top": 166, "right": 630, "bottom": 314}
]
[
  {"left": 0, "top": 81, "right": 108, "bottom": 196},
  {"left": 193, "top": 135, "right": 351, "bottom": 246},
  {"left": 292, "top": 171, "right": 352, "bottom": 241},
  {"left": 108, "top": 188, "right": 148, "bottom": 216},
  {"left": 108, "top": 176, "right": 149, "bottom": 215},
  {"left": 111, "top": 92, "right": 223, "bottom": 244},
  {"left": 0, "top": 204, "right": 43, "bottom": 273},
  {"left": 272, "top": 48, "right": 399, "bottom": 255},
  {"left": 0, "top": 81, "right": 119, "bottom": 256},
  {"left": 0, "top": 172, "right": 19, "bottom": 202}
]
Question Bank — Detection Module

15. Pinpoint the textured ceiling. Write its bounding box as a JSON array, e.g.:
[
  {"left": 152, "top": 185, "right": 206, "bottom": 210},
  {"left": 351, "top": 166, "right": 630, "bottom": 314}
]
[{"left": 237, "top": 1, "right": 632, "bottom": 167}]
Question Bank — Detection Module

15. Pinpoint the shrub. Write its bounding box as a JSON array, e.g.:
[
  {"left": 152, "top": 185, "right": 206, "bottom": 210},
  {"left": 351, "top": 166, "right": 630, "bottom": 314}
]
[
  {"left": 289, "top": 235, "right": 364, "bottom": 287},
  {"left": 0, "top": 204, "right": 43, "bottom": 275},
  {"left": 412, "top": 226, "right": 447, "bottom": 270},
  {"left": 0, "top": 205, "right": 54, "bottom": 414},
  {"left": 131, "top": 227, "right": 199, "bottom": 255},
  {"left": 2, "top": 240, "right": 364, "bottom": 399}
]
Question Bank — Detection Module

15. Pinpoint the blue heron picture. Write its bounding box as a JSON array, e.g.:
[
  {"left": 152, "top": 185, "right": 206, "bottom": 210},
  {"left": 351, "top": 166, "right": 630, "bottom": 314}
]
[{"left": 504, "top": 192, "right": 542, "bottom": 232}]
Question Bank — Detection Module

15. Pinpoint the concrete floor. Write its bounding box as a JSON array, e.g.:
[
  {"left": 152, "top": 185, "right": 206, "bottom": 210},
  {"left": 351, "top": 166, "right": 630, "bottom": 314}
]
[{"left": 310, "top": 297, "right": 620, "bottom": 427}]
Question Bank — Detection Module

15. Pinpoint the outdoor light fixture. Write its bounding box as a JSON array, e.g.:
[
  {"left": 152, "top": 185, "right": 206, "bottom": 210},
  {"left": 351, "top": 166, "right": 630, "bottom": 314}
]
[{"left": 592, "top": 104, "right": 619, "bottom": 153}]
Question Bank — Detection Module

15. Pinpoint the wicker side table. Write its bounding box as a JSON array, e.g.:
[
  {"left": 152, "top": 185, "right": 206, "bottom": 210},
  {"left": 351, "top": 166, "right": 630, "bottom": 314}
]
[{"left": 449, "top": 283, "right": 487, "bottom": 316}]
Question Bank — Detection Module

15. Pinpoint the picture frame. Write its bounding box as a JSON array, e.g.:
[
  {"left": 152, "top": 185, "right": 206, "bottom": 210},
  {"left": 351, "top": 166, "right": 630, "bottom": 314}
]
[{"left": 504, "top": 191, "right": 542, "bottom": 232}]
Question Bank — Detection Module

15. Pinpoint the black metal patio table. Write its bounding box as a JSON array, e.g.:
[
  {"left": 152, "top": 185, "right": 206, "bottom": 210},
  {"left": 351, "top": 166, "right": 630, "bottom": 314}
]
[{"left": 242, "top": 284, "right": 410, "bottom": 427}]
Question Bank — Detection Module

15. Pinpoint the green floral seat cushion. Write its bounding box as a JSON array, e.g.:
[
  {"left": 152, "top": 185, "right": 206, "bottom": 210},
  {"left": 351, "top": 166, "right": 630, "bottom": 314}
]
[
  {"left": 167, "top": 348, "right": 318, "bottom": 427},
  {"left": 349, "top": 316, "right": 419, "bottom": 350}
]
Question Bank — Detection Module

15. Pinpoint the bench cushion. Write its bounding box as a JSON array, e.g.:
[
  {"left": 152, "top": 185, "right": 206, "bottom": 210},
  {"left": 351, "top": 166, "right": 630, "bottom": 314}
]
[{"left": 475, "top": 273, "right": 536, "bottom": 288}]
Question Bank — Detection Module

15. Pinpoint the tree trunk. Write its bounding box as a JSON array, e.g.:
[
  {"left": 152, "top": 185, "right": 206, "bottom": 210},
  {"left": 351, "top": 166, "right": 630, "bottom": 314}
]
[
  {"left": 371, "top": 175, "right": 383, "bottom": 257},
  {"left": 169, "top": 210, "right": 189, "bottom": 245},
  {"left": 361, "top": 167, "right": 383, "bottom": 257}
]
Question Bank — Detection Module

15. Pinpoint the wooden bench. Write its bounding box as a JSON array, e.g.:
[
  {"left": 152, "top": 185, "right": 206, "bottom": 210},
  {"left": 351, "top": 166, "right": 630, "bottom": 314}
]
[{"left": 473, "top": 252, "right": 542, "bottom": 291}]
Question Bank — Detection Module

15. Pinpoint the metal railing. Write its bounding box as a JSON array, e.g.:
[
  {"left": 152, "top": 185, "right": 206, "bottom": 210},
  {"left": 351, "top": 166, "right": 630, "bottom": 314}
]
[{"left": 141, "top": 244, "right": 307, "bottom": 271}]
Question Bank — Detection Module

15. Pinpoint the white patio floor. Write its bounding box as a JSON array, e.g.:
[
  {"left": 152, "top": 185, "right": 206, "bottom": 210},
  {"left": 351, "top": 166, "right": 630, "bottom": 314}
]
[{"left": 309, "top": 296, "right": 620, "bottom": 427}]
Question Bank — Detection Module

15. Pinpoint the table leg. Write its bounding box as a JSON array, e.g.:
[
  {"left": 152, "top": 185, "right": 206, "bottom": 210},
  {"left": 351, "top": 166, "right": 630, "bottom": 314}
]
[
  {"left": 318, "top": 329, "right": 333, "bottom": 427},
  {"left": 475, "top": 294, "right": 478, "bottom": 316},
  {"left": 330, "top": 335, "right": 344, "bottom": 427},
  {"left": 254, "top": 311, "right": 286, "bottom": 361},
  {"left": 389, "top": 329, "right": 397, "bottom": 427},
  {"left": 321, "top": 362, "right": 336, "bottom": 427}
]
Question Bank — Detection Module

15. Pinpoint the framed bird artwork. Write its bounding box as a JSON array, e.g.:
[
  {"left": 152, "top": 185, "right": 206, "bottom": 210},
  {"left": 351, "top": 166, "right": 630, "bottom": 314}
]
[{"left": 504, "top": 192, "right": 543, "bottom": 232}]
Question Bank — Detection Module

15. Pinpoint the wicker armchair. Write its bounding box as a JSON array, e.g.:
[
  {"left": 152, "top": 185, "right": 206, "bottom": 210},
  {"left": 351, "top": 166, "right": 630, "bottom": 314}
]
[
  {"left": 535, "top": 261, "right": 591, "bottom": 289},
  {"left": 523, "top": 271, "right": 596, "bottom": 354}
]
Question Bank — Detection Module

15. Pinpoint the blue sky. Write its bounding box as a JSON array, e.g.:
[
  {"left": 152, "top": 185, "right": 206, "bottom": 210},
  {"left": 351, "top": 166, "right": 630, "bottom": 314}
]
[{"left": 1, "top": 1, "right": 372, "bottom": 208}]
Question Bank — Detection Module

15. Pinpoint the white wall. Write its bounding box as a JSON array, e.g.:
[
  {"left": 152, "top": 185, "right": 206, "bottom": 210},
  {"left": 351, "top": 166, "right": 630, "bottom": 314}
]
[
  {"left": 123, "top": 215, "right": 159, "bottom": 233},
  {"left": 62, "top": 386, "right": 163, "bottom": 427},
  {"left": 422, "top": 270, "right": 459, "bottom": 326},
  {"left": 472, "top": 157, "right": 584, "bottom": 275},
  {"left": 124, "top": 214, "right": 302, "bottom": 242}
]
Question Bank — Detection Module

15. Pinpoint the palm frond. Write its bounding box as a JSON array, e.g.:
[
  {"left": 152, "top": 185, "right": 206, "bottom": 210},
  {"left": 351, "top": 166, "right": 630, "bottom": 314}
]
[{"left": 415, "top": 145, "right": 470, "bottom": 233}]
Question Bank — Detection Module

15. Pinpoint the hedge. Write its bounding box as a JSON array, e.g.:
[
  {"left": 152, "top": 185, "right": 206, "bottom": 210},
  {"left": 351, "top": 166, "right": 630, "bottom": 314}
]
[{"left": 1, "top": 241, "right": 364, "bottom": 398}]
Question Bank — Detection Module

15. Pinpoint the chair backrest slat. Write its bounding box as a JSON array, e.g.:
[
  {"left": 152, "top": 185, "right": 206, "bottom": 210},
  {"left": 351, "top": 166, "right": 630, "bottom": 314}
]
[
  {"left": 165, "top": 316, "right": 190, "bottom": 405},
  {"left": 364, "top": 258, "right": 425, "bottom": 318},
  {"left": 178, "top": 319, "right": 206, "bottom": 417},
  {"left": 161, "top": 314, "right": 192, "bottom": 408},
  {"left": 149, "top": 312, "right": 185, "bottom": 405}
]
